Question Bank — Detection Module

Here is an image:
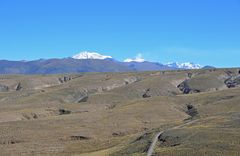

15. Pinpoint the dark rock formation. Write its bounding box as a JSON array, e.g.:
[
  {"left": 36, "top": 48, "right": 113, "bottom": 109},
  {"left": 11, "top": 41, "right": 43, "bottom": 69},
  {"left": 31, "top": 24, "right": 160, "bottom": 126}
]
[
  {"left": 105, "top": 104, "right": 116, "bottom": 110},
  {"left": 0, "top": 84, "right": 9, "bottom": 92},
  {"left": 134, "top": 132, "right": 151, "bottom": 142},
  {"left": 186, "top": 104, "right": 198, "bottom": 118},
  {"left": 225, "top": 76, "right": 240, "bottom": 88},
  {"left": 59, "top": 75, "right": 72, "bottom": 83},
  {"left": 177, "top": 81, "right": 191, "bottom": 94},
  {"left": 0, "top": 140, "right": 23, "bottom": 145},
  {"left": 32, "top": 113, "right": 38, "bottom": 119},
  {"left": 59, "top": 109, "right": 71, "bottom": 115},
  {"left": 77, "top": 95, "right": 88, "bottom": 103},
  {"left": 58, "top": 78, "right": 64, "bottom": 83},
  {"left": 15, "top": 82, "right": 22, "bottom": 91},
  {"left": 177, "top": 80, "right": 200, "bottom": 94},
  {"left": 187, "top": 73, "right": 193, "bottom": 79},
  {"left": 158, "top": 134, "right": 181, "bottom": 147},
  {"left": 225, "top": 70, "right": 234, "bottom": 76},
  {"left": 112, "top": 132, "right": 125, "bottom": 137},
  {"left": 142, "top": 88, "right": 151, "bottom": 98},
  {"left": 64, "top": 76, "right": 71, "bottom": 82},
  {"left": 70, "top": 135, "right": 89, "bottom": 140}
]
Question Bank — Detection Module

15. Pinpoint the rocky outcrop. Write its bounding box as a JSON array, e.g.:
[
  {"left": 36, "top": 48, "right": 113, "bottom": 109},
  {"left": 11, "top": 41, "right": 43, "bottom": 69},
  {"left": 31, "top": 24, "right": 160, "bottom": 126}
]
[
  {"left": 65, "top": 91, "right": 88, "bottom": 103},
  {"left": 112, "top": 132, "right": 125, "bottom": 137},
  {"left": 177, "top": 81, "right": 191, "bottom": 94},
  {"left": 102, "top": 83, "right": 126, "bottom": 91},
  {"left": 104, "top": 74, "right": 111, "bottom": 81},
  {"left": 186, "top": 104, "right": 198, "bottom": 118},
  {"left": 99, "top": 76, "right": 141, "bottom": 92},
  {"left": 225, "top": 70, "right": 234, "bottom": 76},
  {"left": 70, "top": 135, "right": 90, "bottom": 141},
  {"left": 58, "top": 75, "right": 72, "bottom": 83},
  {"left": 77, "top": 95, "right": 88, "bottom": 103},
  {"left": 0, "top": 84, "right": 9, "bottom": 92},
  {"left": 177, "top": 80, "right": 200, "bottom": 94},
  {"left": 225, "top": 76, "right": 240, "bottom": 88},
  {"left": 142, "top": 88, "right": 151, "bottom": 98},
  {"left": 22, "top": 113, "right": 38, "bottom": 120},
  {"left": 62, "top": 77, "right": 140, "bottom": 104},
  {"left": 15, "top": 82, "right": 22, "bottom": 91},
  {"left": 105, "top": 104, "right": 116, "bottom": 110},
  {"left": 158, "top": 134, "right": 181, "bottom": 147},
  {"left": 59, "top": 109, "right": 71, "bottom": 115},
  {"left": 0, "top": 140, "right": 23, "bottom": 145},
  {"left": 186, "top": 73, "right": 193, "bottom": 79},
  {"left": 124, "top": 76, "right": 141, "bottom": 85}
]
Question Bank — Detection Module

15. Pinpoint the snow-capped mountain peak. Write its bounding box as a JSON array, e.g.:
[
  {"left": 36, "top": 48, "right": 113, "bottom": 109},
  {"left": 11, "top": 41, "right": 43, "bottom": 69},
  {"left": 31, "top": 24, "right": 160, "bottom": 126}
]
[
  {"left": 166, "top": 62, "right": 202, "bottom": 69},
  {"left": 72, "top": 51, "right": 112, "bottom": 60}
]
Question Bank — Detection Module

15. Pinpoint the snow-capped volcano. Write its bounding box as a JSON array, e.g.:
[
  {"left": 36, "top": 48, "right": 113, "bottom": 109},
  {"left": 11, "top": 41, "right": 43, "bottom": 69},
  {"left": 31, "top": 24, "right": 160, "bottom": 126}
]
[
  {"left": 72, "top": 51, "right": 112, "bottom": 60},
  {"left": 72, "top": 51, "right": 203, "bottom": 69},
  {"left": 166, "top": 62, "right": 202, "bottom": 69}
]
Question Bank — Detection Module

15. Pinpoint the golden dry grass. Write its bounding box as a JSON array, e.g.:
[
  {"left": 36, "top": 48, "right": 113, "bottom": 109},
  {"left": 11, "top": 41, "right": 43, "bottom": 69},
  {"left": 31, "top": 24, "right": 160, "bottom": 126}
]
[{"left": 0, "top": 68, "right": 240, "bottom": 155}]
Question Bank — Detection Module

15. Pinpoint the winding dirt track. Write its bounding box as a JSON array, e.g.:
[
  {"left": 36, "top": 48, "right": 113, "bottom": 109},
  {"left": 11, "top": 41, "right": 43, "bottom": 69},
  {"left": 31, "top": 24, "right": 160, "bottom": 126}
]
[{"left": 146, "top": 119, "right": 198, "bottom": 156}]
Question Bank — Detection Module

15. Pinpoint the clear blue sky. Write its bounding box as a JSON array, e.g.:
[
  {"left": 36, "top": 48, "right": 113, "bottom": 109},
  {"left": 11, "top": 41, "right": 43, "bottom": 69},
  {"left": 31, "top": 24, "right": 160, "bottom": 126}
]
[{"left": 0, "top": 0, "right": 240, "bottom": 67}]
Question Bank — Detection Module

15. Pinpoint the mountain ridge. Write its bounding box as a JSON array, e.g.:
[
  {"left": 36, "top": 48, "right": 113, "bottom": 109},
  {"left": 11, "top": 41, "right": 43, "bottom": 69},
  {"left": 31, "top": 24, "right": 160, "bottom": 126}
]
[
  {"left": 166, "top": 62, "right": 202, "bottom": 69},
  {"left": 0, "top": 52, "right": 210, "bottom": 74}
]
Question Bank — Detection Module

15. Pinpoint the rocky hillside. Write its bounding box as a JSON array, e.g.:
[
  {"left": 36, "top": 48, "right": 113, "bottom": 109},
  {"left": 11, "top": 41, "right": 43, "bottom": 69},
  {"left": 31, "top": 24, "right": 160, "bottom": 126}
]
[{"left": 0, "top": 68, "right": 240, "bottom": 156}]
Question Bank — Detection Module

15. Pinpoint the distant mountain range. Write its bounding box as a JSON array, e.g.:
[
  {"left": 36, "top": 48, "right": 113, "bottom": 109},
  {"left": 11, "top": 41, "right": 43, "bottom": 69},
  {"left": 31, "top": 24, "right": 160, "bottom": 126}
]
[
  {"left": 0, "top": 52, "right": 212, "bottom": 74},
  {"left": 166, "top": 62, "right": 202, "bottom": 69}
]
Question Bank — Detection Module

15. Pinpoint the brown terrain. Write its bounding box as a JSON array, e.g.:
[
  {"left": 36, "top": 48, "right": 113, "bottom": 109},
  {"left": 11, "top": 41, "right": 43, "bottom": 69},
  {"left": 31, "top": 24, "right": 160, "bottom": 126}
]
[{"left": 0, "top": 68, "right": 240, "bottom": 156}]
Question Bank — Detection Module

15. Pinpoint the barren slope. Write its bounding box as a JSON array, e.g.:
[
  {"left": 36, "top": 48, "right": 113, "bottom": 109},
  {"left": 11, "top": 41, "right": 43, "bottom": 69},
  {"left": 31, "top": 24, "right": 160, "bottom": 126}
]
[{"left": 0, "top": 68, "right": 239, "bottom": 156}]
